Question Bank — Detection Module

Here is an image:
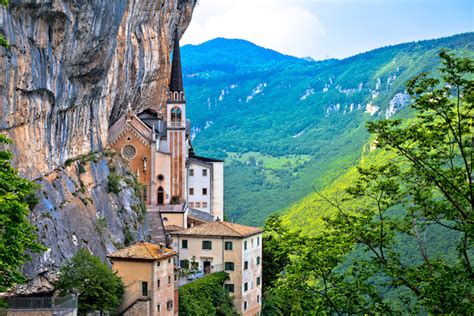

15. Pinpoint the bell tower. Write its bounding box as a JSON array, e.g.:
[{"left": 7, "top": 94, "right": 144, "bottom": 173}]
[{"left": 167, "top": 29, "right": 187, "bottom": 202}]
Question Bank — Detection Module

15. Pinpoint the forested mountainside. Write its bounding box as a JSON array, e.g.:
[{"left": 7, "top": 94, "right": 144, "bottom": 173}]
[{"left": 182, "top": 33, "right": 474, "bottom": 226}]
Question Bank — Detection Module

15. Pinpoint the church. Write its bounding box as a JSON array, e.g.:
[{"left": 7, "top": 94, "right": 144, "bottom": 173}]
[
  {"left": 108, "top": 33, "right": 224, "bottom": 230},
  {"left": 107, "top": 32, "right": 262, "bottom": 316}
]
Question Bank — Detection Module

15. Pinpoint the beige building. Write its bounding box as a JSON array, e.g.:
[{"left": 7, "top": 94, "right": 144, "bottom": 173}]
[
  {"left": 169, "top": 221, "right": 263, "bottom": 315},
  {"left": 108, "top": 242, "right": 177, "bottom": 316}
]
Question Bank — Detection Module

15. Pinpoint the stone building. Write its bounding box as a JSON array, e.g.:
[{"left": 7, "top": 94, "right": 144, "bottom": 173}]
[
  {"left": 108, "top": 32, "right": 224, "bottom": 233},
  {"left": 169, "top": 221, "right": 263, "bottom": 316},
  {"left": 108, "top": 242, "right": 177, "bottom": 316}
]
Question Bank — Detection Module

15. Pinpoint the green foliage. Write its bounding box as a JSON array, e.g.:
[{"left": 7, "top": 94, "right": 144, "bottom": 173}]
[
  {"left": 0, "top": 135, "right": 45, "bottom": 294},
  {"left": 107, "top": 172, "right": 122, "bottom": 193},
  {"left": 184, "top": 33, "right": 474, "bottom": 226},
  {"left": 265, "top": 52, "right": 474, "bottom": 314},
  {"left": 179, "top": 272, "right": 237, "bottom": 316},
  {"left": 0, "top": 1, "right": 8, "bottom": 49},
  {"left": 55, "top": 249, "right": 124, "bottom": 313}
]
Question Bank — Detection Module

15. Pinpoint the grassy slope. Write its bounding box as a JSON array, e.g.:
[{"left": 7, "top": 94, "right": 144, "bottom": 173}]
[{"left": 183, "top": 33, "right": 474, "bottom": 226}]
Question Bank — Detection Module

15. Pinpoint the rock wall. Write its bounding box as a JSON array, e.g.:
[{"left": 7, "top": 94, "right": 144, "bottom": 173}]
[
  {"left": 0, "top": 0, "right": 195, "bottom": 293},
  {"left": 18, "top": 152, "right": 150, "bottom": 294},
  {"left": 0, "top": 0, "right": 195, "bottom": 178}
]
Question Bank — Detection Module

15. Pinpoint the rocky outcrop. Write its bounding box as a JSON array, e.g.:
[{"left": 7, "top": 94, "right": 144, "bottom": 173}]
[
  {"left": 0, "top": 0, "right": 195, "bottom": 178},
  {"left": 18, "top": 152, "right": 149, "bottom": 294}
]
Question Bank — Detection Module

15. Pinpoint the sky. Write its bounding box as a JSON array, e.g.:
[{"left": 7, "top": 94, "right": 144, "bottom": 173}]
[{"left": 181, "top": 0, "right": 474, "bottom": 60}]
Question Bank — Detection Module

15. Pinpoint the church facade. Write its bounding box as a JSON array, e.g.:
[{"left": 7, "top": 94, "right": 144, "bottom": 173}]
[{"left": 108, "top": 33, "right": 223, "bottom": 228}]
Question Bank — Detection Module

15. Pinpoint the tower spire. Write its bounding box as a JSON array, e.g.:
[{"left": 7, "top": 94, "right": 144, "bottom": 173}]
[{"left": 169, "top": 28, "right": 183, "bottom": 93}]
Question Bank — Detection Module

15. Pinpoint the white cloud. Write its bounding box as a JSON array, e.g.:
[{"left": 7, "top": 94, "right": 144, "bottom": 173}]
[{"left": 181, "top": 0, "right": 326, "bottom": 58}]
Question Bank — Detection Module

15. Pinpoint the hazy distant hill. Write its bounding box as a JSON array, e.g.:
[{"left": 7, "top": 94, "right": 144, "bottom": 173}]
[{"left": 182, "top": 33, "right": 474, "bottom": 226}]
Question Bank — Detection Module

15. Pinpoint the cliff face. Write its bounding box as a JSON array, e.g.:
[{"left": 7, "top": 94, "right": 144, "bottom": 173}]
[
  {"left": 0, "top": 0, "right": 195, "bottom": 292},
  {"left": 0, "top": 0, "right": 195, "bottom": 178},
  {"left": 20, "top": 152, "right": 149, "bottom": 294}
]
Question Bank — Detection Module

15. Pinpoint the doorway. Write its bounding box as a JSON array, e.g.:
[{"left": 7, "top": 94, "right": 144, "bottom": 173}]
[
  {"left": 203, "top": 261, "right": 211, "bottom": 274},
  {"left": 157, "top": 187, "right": 164, "bottom": 205}
]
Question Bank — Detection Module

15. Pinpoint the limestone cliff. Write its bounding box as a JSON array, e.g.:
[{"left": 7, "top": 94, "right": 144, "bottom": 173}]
[
  {"left": 0, "top": 0, "right": 195, "bottom": 293},
  {"left": 1, "top": 0, "right": 195, "bottom": 177}
]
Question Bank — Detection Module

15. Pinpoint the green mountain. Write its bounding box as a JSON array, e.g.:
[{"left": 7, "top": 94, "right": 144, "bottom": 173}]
[{"left": 182, "top": 33, "right": 474, "bottom": 226}]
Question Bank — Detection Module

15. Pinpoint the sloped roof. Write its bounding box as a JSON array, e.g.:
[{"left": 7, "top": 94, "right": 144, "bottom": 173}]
[
  {"left": 164, "top": 225, "right": 184, "bottom": 232},
  {"left": 170, "top": 221, "right": 263, "bottom": 238},
  {"left": 108, "top": 242, "right": 175, "bottom": 260},
  {"left": 188, "top": 208, "right": 214, "bottom": 222}
]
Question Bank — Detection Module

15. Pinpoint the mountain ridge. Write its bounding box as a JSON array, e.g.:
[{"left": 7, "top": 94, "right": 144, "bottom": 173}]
[{"left": 182, "top": 32, "right": 474, "bottom": 226}]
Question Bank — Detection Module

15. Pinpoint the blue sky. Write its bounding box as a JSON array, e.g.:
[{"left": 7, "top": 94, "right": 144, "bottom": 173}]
[{"left": 181, "top": 0, "right": 473, "bottom": 60}]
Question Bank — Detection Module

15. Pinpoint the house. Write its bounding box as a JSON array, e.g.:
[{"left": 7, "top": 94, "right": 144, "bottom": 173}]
[
  {"left": 169, "top": 221, "right": 263, "bottom": 316},
  {"left": 108, "top": 242, "right": 177, "bottom": 316}
]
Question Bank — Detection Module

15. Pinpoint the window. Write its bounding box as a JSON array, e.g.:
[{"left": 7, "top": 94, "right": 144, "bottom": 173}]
[
  {"left": 257, "top": 237, "right": 260, "bottom": 246},
  {"left": 244, "top": 301, "right": 248, "bottom": 310},
  {"left": 244, "top": 261, "right": 248, "bottom": 270},
  {"left": 251, "top": 238, "right": 254, "bottom": 247},
  {"left": 225, "top": 241, "right": 233, "bottom": 250},
  {"left": 167, "top": 300, "right": 173, "bottom": 311},
  {"left": 257, "top": 295, "right": 260, "bottom": 303},
  {"left": 168, "top": 276, "right": 171, "bottom": 284},
  {"left": 168, "top": 258, "right": 171, "bottom": 263},
  {"left": 244, "top": 240, "right": 248, "bottom": 250},
  {"left": 202, "top": 240, "right": 212, "bottom": 250},
  {"left": 122, "top": 144, "right": 137, "bottom": 159},
  {"left": 141, "top": 282, "right": 148, "bottom": 297},
  {"left": 171, "top": 107, "right": 181, "bottom": 122},
  {"left": 157, "top": 304, "right": 160, "bottom": 312},
  {"left": 257, "top": 256, "right": 261, "bottom": 265},
  {"left": 224, "top": 284, "right": 235, "bottom": 293},
  {"left": 202, "top": 169, "right": 207, "bottom": 176},
  {"left": 257, "top": 277, "right": 261, "bottom": 286},
  {"left": 202, "top": 188, "right": 208, "bottom": 195},
  {"left": 182, "top": 240, "right": 188, "bottom": 249},
  {"left": 189, "top": 188, "right": 194, "bottom": 195},
  {"left": 157, "top": 174, "right": 164, "bottom": 181},
  {"left": 225, "top": 262, "right": 235, "bottom": 271},
  {"left": 157, "top": 279, "right": 160, "bottom": 288},
  {"left": 195, "top": 202, "right": 201, "bottom": 208},
  {"left": 189, "top": 169, "right": 194, "bottom": 176},
  {"left": 189, "top": 202, "right": 194, "bottom": 208},
  {"left": 244, "top": 282, "right": 248, "bottom": 292},
  {"left": 157, "top": 261, "right": 160, "bottom": 267},
  {"left": 202, "top": 202, "right": 208, "bottom": 208}
]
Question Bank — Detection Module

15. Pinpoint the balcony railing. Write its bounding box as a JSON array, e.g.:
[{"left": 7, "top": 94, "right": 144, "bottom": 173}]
[{"left": 5, "top": 295, "right": 78, "bottom": 310}]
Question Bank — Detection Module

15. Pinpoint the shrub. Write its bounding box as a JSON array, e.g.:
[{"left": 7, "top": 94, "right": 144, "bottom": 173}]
[{"left": 107, "top": 173, "right": 122, "bottom": 193}]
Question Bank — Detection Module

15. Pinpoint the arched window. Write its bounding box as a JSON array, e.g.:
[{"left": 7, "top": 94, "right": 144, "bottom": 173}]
[{"left": 171, "top": 107, "right": 182, "bottom": 122}]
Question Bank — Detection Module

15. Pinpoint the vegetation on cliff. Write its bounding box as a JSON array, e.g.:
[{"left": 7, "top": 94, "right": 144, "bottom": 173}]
[
  {"left": 0, "top": 135, "right": 44, "bottom": 294},
  {"left": 55, "top": 249, "right": 124, "bottom": 313},
  {"left": 179, "top": 272, "right": 237, "bottom": 316},
  {"left": 262, "top": 52, "right": 474, "bottom": 314}
]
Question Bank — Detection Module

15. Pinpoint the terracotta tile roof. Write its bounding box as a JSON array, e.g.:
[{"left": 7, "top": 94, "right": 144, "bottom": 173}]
[
  {"left": 164, "top": 225, "right": 184, "bottom": 232},
  {"left": 108, "top": 242, "right": 175, "bottom": 260},
  {"left": 170, "top": 221, "right": 263, "bottom": 238}
]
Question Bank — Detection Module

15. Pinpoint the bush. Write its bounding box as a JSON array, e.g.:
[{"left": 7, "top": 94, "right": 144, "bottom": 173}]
[
  {"left": 107, "top": 173, "right": 122, "bottom": 193},
  {"left": 179, "top": 272, "right": 237, "bottom": 316}
]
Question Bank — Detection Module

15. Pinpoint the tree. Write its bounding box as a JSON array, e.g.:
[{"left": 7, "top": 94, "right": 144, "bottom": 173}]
[
  {"left": 0, "top": 135, "right": 44, "bottom": 293},
  {"left": 179, "top": 272, "right": 237, "bottom": 316},
  {"left": 264, "top": 51, "right": 474, "bottom": 314},
  {"left": 55, "top": 249, "right": 124, "bottom": 314}
]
